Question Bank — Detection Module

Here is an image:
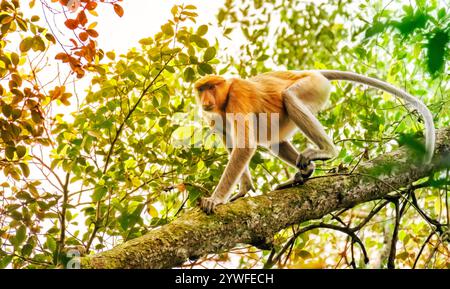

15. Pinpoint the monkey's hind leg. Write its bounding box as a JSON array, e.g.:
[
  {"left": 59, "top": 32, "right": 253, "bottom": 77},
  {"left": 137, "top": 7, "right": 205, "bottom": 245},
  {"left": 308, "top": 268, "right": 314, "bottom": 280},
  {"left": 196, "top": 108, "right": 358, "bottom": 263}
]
[
  {"left": 272, "top": 141, "right": 316, "bottom": 190},
  {"left": 282, "top": 76, "right": 337, "bottom": 173}
]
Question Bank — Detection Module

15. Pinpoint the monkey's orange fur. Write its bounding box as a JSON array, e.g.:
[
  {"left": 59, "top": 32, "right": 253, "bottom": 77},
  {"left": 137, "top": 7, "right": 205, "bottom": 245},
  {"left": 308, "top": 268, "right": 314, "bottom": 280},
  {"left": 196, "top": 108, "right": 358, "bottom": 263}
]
[
  {"left": 196, "top": 71, "right": 329, "bottom": 112},
  {"left": 195, "top": 69, "right": 435, "bottom": 214},
  {"left": 195, "top": 71, "right": 334, "bottom": 213},
  {"left": 195, "top": 71, "right": 330, "bottom": 145}
]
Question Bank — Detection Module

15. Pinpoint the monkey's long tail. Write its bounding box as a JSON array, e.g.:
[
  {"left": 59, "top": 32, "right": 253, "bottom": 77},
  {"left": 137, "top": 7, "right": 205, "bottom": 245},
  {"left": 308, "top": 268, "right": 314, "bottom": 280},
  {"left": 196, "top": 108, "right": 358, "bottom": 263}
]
[{"left": 318, "top": 70, "right": 435, "bottom": 163}]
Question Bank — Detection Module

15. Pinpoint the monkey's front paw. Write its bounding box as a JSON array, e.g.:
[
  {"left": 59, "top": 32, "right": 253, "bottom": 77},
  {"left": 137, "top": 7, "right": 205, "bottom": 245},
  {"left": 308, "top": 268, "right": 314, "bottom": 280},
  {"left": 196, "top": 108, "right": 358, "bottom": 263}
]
[{"left": 200, "top": 197, "right": 224, "bottom": 214}]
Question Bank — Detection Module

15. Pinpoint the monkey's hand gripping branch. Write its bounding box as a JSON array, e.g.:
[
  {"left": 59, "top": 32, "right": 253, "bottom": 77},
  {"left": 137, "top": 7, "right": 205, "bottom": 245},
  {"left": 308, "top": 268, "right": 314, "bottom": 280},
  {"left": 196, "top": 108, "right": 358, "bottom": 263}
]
[{"left": 200, "top": 147, "right": 256, "bottom": 214}]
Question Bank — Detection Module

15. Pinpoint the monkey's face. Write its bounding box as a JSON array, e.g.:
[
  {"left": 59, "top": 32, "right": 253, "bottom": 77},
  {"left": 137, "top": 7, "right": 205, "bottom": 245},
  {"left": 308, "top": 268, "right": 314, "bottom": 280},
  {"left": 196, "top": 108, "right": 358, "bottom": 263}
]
[
  {"left": 195, "top": 75, "right": 228, "bottom": 114},
  {"left": 198, "top": 84, "right": 217, "bottom": 111}
]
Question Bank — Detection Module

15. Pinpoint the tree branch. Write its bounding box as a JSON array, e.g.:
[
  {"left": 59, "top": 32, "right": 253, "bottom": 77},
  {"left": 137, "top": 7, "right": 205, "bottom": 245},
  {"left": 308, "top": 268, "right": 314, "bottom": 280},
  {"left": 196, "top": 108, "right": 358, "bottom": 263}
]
[{"left": 79, "top": 128, "right": 450, "bottom": 268}]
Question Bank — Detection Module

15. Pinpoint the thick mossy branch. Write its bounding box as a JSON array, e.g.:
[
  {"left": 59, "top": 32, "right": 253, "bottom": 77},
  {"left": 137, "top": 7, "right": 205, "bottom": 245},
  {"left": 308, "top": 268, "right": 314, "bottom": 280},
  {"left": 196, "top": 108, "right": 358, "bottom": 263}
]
[{"left": 80, "top": 128, "right": 450, "bottom": 269}]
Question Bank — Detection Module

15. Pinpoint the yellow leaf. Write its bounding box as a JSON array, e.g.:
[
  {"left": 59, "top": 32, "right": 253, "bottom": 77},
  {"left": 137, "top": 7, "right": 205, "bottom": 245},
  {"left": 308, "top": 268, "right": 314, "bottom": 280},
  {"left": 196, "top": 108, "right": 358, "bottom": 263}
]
[
  {"left": 87, "top": 9, "right": 99, "bottom": 17},
  {"left": 88, "top": 21, "right": 98, "bottom": 29},
  {"left": 132, "top": 177, "right": 141, "bottom": 187},
  {"left": 106, "top": 51, "right": 115, "bottom": 60},
  {"left": 147, "top": 205, "right": 158, "bottom": 217}
]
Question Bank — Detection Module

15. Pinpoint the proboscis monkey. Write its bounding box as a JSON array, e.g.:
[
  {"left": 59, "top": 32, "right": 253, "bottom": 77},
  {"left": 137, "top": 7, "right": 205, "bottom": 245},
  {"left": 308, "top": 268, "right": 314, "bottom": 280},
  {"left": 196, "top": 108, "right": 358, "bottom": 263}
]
[{"left": 194, "top": 70, "right": 435, "bottom": 213}]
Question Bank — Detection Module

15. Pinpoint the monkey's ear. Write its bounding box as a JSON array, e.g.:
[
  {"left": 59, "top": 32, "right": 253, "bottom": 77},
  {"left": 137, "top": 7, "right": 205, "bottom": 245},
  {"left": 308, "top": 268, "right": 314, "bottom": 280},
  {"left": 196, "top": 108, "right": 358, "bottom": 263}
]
[{"left": 194, "top": 75, "right": 226, "bottom": 90}]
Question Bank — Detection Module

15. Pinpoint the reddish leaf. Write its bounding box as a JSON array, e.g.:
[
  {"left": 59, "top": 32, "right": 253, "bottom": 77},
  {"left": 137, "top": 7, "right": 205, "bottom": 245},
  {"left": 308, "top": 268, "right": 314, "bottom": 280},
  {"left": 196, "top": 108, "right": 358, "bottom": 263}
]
[
  {"left": 86, "top": 29, "right": 99, "bottom": 38},
  {"left": 50, "top": 86, "right": 62, "bottom": 100},
  {"left": 69, "top": 38, "right": 78, "bottom": 48},
  {"left": 113, "top": 4, "right": 124, "bottom": 17},
  {"left": 85, "top": 1, "right": 97, "bottom": 10},
  {"left": 64, "top": 19, "right": 79, "bottom": 30},
  {"left": 79, "top": 31, "right": 88, "bottom": 41},
  {"left": 55, "top": 52, "right": 69, "bottom": 62},
  {"left": 77, "top": 11, "right": 88, "bottom": 26},
  {"left": 74, "top": 67, "right": 85, "bottom": 78},
  {"left": 88, "top": 39, "right": 96, "bottom": 49}
]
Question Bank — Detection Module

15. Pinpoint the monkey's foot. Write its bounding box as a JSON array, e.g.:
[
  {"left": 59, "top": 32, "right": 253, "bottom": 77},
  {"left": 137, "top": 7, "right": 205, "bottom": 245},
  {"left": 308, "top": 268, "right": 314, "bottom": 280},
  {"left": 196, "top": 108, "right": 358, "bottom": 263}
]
[
  {"left": 275, "top": 172, "right": 305, "bottom": 190},
  {"left": 229, "top": 179, "right": 255, "bottom": 202},
  {"left": 296, "top": 154, "right": 312, "bottom": 170},
  {"left": 229, "top": 190, "right": 247, "bottom": 202},
  {"left": 200, "top": 197, "right": 224, "bottom": 214},
  {"left": 300, "top": 162, "right": 315, "bottom": 179}
]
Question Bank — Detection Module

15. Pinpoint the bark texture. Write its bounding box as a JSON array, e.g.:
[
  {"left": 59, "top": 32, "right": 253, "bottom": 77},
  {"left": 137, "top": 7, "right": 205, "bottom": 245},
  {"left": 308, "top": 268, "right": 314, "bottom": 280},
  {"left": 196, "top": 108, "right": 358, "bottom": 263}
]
[{"left": 80, "top": 128, "right": 450, "bottom": 269}]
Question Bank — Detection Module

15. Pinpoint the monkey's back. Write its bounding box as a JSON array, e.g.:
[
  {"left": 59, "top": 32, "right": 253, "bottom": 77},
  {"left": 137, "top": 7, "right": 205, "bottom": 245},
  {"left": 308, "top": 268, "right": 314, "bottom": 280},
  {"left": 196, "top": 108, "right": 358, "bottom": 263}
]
[
  {"left": 226, "top": 71, "right": 331, "bottom": 144},
  {"left": 228, "top": 71, "right": 322, "bottom": 113}
]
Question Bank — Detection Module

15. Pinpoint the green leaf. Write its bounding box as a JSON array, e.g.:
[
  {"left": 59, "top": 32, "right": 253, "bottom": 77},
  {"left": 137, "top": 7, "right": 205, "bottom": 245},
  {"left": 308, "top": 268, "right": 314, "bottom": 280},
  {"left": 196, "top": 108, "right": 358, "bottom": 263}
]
[
  {"left": 5, "top": 146, "right": 15, "bottom": 160},
  {"left": 396, "top": 251, "right": 409, "bottom": 260},
  {"left": 152, "top": 96, "right": 159, "bottom": 107},
  {"left": 183, "top": 67, "right": 195, "bottom": 82},
  {"left": 15, "top": 225, "right": 26, "bottom": 246},
  {"left": 2, "top": 104, "right": 11, "bottom": 117},
  {"left": 0, "top": 255, "right": 13, "bottom": 269},
  {"left": 16, "top": 191, "right": 32, "bottom": 200},
  {"left": 198, "top": 63, "right": 213, "bottom": 74},
  {"left": 257, "top": 54, "right": 269, "bottom": 61},
  {"left": 46, "top": 236, "right": 57, "bottom": 252},
  {"left": 178, "top": 52, "right": 189, "bottom": 64},
  {"left": 31, "top": 110, "right": 42, "bottom": 123},
  {"left": 21, "top": 243, "right": 33, "bottom": 257},
  {"left": 365, "top": 21, "right": 386, "bottom": 38},
  {"left": 298, "top": 250, "right": 312, "bottom": 259},
  {"left": 11, "top": 108, "right": 21, "bottom": 120},
  {"left": 32, "top": 36, "right": 46, "bottom": 52},
  {"left": 196, "top": 24, "right": 208, "bottom": 36},
  {"left": 437, "top": 8, "right": 446, "bottom": 19},
  {"left": 16, "top": 145, "right": 26, "bottom": 158},
  {"left": 159, "top": 117, "right": 167, "bottom": 127},
  {"left": 191, "top": 35, "right": 208, "bottom": 48},
  {"left": 92, "top": 186, "right": 107, "bottom": 202},
  {"left": 181, "top": 11, "right": 198, "bottom": 17},
  {"left": 392, "top": 10, "right": 428, "bottom": 37},
  {"left": 426, "top": 29, "right": 449, "bottom": 75},
  {"left": 398, "top": 133, "right": 426, "bottom": 157},
  {"left": 203, "top": 47, "right": 216, "bottom": 62}
]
